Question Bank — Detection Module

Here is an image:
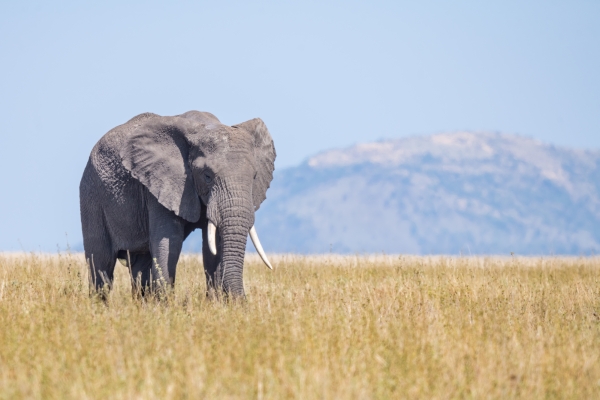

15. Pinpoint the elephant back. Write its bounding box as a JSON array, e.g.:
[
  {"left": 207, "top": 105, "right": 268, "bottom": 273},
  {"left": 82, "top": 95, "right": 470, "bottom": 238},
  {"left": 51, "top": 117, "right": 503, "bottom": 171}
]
[{"left": 86, "top": 112, "right": 161, "bottom": 202}]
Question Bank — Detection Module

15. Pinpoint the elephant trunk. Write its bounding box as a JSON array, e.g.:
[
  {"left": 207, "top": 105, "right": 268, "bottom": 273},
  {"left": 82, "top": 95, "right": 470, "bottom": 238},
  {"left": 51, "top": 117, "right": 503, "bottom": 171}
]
[
  {"left": 219, "top": 215, "right": 251, "bottom": 296},
  {"left": 207, "top": 177, "right": 254, "bottom": 297}
]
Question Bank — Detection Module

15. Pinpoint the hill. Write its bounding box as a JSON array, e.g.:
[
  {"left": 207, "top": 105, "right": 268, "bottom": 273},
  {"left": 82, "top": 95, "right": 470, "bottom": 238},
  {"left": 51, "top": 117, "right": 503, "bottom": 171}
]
[{"left": 185, "top": 132, "right": 600, "bottom": 255}]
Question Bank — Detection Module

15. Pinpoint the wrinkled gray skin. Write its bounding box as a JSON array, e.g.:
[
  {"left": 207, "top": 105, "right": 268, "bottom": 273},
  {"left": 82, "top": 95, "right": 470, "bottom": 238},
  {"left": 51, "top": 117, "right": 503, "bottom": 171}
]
[{"left": 79, "top": 111, "right": 276, "bottom": 298}]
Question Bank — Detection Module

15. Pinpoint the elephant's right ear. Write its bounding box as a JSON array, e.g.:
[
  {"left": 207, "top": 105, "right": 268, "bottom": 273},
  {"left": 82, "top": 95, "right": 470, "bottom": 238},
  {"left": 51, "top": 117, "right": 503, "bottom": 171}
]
[
  {"left": 233, "top": 118, "right": 276, "bottom": 211},
  {"left": 120, "top": 117, "right": 201, "bottom": 222}
]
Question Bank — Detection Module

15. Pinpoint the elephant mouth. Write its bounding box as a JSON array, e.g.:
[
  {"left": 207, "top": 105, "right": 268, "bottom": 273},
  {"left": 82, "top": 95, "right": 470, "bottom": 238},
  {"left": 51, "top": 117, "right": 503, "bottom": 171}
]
[{"left": 207, "top": 220, "right": 273, "bottom": 270}]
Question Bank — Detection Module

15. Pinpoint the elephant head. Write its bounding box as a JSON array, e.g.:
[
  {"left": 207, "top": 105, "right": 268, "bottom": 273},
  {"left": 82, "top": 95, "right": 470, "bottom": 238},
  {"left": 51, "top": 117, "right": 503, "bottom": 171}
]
[{"left": 119, "top": 111, "right": 276, "bottom": 297}]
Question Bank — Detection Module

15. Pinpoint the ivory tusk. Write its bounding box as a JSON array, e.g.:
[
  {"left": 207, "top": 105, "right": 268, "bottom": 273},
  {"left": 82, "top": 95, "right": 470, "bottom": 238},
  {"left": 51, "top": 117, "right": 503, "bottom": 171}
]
[
  {"left": 207, "top": 221, "right": 218, "bottom": 255},
  {"left": 249, "top": 225, "right": 273, "bottom": 270}
]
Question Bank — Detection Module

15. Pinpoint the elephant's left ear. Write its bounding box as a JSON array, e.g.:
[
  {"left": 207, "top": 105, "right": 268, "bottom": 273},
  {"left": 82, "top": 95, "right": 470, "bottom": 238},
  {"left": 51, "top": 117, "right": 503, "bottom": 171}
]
[{"left": 233, "top": 118, "right": 276, "bottom": 211}]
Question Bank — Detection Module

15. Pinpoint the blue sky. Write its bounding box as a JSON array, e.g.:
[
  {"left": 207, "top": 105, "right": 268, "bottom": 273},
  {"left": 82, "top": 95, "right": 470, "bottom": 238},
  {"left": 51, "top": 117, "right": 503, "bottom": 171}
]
[{"left": 0, "top": 1, "right": 598, "bottom": 251}]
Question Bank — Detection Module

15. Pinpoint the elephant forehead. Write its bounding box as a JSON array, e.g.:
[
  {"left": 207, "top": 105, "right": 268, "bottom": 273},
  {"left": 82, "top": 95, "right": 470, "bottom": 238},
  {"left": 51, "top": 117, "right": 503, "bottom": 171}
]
[
  {"left": 191, "top": 126, "right": 253, "bottom": 154},
  {"left": 188, "top": 126, "right": 229, "bottom": 152}
]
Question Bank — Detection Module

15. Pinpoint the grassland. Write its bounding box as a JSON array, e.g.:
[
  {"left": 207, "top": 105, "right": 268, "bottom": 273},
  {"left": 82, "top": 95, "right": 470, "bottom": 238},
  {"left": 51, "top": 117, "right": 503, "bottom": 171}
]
[{"left": 0, "top": 253, "right": 599, "bottom": 399}]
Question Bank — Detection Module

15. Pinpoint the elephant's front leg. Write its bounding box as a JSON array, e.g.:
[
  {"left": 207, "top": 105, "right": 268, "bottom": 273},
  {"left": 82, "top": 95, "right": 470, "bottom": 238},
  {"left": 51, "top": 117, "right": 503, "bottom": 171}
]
[{"left": 148, "top": 197, "right": 185, "bottom": 294}]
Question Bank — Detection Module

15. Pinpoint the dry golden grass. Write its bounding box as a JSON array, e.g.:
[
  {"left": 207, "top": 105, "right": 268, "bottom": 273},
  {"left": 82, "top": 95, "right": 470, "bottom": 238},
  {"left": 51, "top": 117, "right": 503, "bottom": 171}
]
[{"left": 0, "top": 253, "right": 599, "bottom": 399}]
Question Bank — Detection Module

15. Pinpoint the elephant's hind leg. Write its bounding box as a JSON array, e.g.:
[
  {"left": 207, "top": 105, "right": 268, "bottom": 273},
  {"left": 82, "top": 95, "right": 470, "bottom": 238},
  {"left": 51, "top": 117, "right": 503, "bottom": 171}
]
[
  {"left": 81, "top": 210, "right": 117, "bottom": 296},
  {"left": 86, "top": 249, "right": 117, "bottom": 296}
]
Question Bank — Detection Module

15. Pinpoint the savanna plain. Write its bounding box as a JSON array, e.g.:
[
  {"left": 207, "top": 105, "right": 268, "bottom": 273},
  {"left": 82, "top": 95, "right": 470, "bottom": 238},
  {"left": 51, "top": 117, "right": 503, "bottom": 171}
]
[{"left": 0, "top": 253, "right": 599, "bottom": 399}]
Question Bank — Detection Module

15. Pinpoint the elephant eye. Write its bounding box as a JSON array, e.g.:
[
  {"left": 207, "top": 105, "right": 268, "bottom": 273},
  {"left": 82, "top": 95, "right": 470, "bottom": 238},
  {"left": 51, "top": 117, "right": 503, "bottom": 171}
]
[{"left": 204, "top": 173, "right": 212, "bottom": 184}]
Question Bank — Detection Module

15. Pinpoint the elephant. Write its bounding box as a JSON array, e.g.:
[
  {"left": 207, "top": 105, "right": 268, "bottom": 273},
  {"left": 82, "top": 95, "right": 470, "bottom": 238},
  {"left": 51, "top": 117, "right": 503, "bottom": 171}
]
[{"left": 79, "top": 110, "right": 276, "bottom": 298}]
